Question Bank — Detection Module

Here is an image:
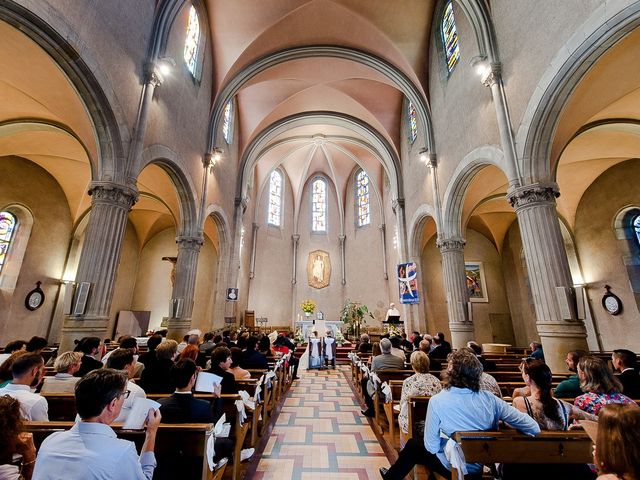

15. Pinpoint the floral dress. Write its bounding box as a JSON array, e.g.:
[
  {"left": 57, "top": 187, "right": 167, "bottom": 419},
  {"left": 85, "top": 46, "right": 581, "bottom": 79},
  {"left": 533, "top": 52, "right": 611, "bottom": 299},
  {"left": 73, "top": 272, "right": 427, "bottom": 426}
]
[
  {"left": 398, "top": 372, "right": 442, "bottom": 434},
  {"left": 574, "top": 392, "right": 636, "bottom": 415}
]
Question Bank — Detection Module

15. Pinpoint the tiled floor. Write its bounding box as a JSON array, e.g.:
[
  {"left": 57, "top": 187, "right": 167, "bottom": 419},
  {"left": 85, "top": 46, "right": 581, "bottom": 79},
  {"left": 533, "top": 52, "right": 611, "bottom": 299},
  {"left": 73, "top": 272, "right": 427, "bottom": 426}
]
[{"left": 254, "top": 366, "right": 388, "bottom": 479}]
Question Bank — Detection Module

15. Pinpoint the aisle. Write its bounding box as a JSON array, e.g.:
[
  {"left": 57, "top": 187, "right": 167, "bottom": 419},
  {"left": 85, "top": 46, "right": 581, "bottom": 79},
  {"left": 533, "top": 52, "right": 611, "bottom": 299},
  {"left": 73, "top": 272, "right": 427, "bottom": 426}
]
[{"left": 254, "top": 366, "right": 389, "bottom": 479}]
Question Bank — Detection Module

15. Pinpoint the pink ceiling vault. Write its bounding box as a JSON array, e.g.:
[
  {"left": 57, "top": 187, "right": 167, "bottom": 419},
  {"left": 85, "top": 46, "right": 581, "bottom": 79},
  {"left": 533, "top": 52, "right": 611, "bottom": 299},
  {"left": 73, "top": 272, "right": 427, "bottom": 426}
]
[{"left": 203, "top": 0, "right": 435, "bottom": 211}]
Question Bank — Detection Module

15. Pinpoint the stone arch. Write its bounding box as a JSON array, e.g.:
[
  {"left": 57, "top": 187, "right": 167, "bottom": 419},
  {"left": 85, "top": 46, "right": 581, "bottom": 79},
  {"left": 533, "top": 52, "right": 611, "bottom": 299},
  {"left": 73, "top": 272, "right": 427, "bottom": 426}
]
[
  {"left": 516, "top": 1, "right": 640, "bottom": 184},
  {"left": 204, "top": 203, "right": 231, "bottom": 327},
  {"left": 0, "top": 1, "right": 130, "bottom": 182},
  {"left": 139, "top": 145, "right": 199, "bottom": 237},
  {"left": 408, "top": 204, "right": 439, "bottom": 259},
  {"left": 207, "top": 45, "right": 435, "bottom": 154},
  {"left": 441, "top": 145, "right": 507, "bottom": 239}
]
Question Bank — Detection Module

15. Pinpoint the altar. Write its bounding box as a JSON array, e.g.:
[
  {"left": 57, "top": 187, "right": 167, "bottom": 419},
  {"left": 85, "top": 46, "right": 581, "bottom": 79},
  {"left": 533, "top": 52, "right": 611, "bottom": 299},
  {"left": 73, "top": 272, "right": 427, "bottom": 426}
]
[{"left": 296, "top": 320, "right": 343, "bottom": 339}]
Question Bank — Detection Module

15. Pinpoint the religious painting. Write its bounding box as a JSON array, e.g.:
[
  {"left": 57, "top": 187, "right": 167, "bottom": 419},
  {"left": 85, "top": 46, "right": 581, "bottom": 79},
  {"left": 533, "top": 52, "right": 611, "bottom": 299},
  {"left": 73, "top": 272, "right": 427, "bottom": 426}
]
[
  {"left": 307, "top": 250, "right": 330, "bottom": 289},
  {"left": 398, "top": 262, "right": 419, "bottom": 304},
  {"left": 465, "top": 261, "right": 488, "bottom": 303}
]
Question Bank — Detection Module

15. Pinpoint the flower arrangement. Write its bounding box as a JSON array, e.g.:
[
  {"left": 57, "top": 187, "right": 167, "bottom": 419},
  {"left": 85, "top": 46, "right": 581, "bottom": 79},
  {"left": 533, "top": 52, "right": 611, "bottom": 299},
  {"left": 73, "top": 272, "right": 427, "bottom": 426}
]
[
  {"left": 387, "top": 323, "right": 403, "bottom": 337},
  {"left": 335, "top": 329, "right": 346, "bottom": 345},
  {"left": 294, "top": 327, "right": 305, "bottom": 344},
  {"left": 300, "top": 299, "right": 316, "bottom": 314}
]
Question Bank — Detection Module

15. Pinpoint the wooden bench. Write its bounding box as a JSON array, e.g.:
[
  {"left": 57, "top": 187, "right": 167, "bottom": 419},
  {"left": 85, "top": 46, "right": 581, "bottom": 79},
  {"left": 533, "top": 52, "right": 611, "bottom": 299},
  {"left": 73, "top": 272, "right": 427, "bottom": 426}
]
[
  {"left": 450, "top": 430, "right": 593, "bottom": 480},
  {"left": 25, "top": 421, "right": 225, "bottom": 480},
  {"left": 371, "top": 370, "right": 413, "bottom": 433},
  {"left": 381, "top": 379, "right": 404, "bottom": 447}
]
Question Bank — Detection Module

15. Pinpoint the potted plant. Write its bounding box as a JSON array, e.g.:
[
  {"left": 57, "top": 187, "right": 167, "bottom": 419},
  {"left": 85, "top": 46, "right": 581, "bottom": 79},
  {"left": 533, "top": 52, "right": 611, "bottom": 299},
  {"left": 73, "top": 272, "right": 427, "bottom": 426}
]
[
  {"left": 300, "top": 299, "right": 316, "bottom": 317},
  {"left": 340, "top": 299, "right": 374, "bottom": 340}
]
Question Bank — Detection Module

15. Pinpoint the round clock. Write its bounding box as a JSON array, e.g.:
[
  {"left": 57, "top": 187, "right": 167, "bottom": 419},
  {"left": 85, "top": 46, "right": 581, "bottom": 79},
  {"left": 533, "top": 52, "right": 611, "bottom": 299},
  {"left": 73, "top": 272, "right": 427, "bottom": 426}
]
[
  {"left": 25, "top": 281, "right": 45, "bottom": 311},
  {"left": 602, "top": 285, "right": 622, "bottom": 316}
]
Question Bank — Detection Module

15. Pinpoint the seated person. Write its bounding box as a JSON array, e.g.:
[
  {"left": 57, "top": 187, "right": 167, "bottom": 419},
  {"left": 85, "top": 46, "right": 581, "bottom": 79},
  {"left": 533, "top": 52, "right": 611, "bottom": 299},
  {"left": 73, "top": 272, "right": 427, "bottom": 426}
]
[
  {"left": 357, "top": 333, "right": 372, "bottom": 353},
  {"left": 389, "top": 336, "right": 406, "bottom": 361},
  {"left": 176, "top": 334, "right": 189, "bottom": 355},
  {"left": 504, "top": 360, "right": 597, "bottom": 479},
  {"left": 575, "top": 356, "right": 637, "bottom": 415},
  {"left": 361, "top": 338, "right": 404, "bottom": 418},
  {"left": 74, "top": 337, "right": 104, "bottom": 377},
  {"left": 0, "top": 353, "right": 48, "bottom": 421},
  {"left": 199, "top": 332, "right": 216, "bottom": 355},
  {"left": 258, "top": 336, "right": 275, "bottom": 360},
  {"left": 380, "top": 349, "right": 540, "bottom": 480},
  {"left": 228, "top": 347, "right": 251, "bottom": 380},
  {"left": 400, "top": 333, "right": 413, "bottom": 351},
  {"left": 32, "top": 369, "right": 161, "bottom": 480},
  {"left": 106, "top": 349, "right": 146, "bottom": 423},
  {"left": 102, "top": 337, "right": 145, "bottom": 378},
  {"left": 612, "top": 349, "right": 640, "bottom": 399},
  {"left": 240, "top": 336, "right": 268, "bottom": 370},
  {"left": 428, "top": 332, "right": 452, "bottom": 361},
  {"left": 139, "top": 340, "right": 178, "bottom": 393},
  {"left": 398, "top": 351, "right": 441, "bottom": 446},
  {"left": 591, "top": 404, "right": 640, "bottom": 480},
  {"left": 0, "top": 395, "right": 37, "bottom": 480},
  {"left": 40, "top": 352, "right": 82, "bottom": 394},
  {"left": 0, "top": 351, "right": 28, "bottom": 388},
  {"left": 467, "top": 341, "right": 497, "bottom": 371},
  {"left": 26, "top": 336, "right": 48, "bottom": 355},
  {"left": 273, "top": 333, "right": 300, "bottom": 379},
  {"left": 137, "top": 334, "right": 162, "bottom": 368},
  {"left": 208, "top": 346, "right": 238, "bottom": 394},
  {"left": 555, "top": 350, "right": 587, "bottom": 399},
  {"left": 529, "top": 341, "right": 544, "bottom": 361}
]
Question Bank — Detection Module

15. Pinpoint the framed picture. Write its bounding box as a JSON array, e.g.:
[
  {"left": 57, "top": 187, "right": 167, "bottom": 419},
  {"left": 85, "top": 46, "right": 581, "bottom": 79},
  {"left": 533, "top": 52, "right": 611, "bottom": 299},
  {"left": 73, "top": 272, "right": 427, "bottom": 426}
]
[{"left": 465, "top": 262, "right": 488, "bottom": 303}]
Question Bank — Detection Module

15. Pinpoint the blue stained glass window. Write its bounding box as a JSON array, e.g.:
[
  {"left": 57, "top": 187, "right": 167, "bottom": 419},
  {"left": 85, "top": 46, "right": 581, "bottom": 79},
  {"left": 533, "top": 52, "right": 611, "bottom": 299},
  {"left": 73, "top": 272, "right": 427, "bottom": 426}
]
[
  {"left": 356, "top": 170, "right": 370, "bottom": 227},
  {"left": 408, "top": 101, "right": 417, "bottom": 144},
  {"left": 634, "top": 215, "right": 640, "bottom": 247},
  {"left": 0, "top": 211, "right": 16, "bottom": 273},
  {"left": 184, "top": 5, "right": 201, "bottom": 78},
  {"left": 312, "top": 178, "right": 327, "bottom": 232},
  {"left": 268, "top": 170, "right": 282, "bottom": 226},
  {"left": 222, "top": 101, "right": 232, "bottom": 144},
  {"left": 442, "top": 1, "right": 460, "bottom": 73}
]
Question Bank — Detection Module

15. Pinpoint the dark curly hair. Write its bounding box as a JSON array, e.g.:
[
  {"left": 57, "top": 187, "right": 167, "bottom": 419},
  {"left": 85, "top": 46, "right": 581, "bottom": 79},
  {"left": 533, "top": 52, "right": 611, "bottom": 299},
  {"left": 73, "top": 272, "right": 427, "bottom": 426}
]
[
  {"left": 522, "top": 360, "right": 561, "bottom": 423},
  {"left": 442, "top": 349, "right": 482, "bottom": 392},
  {"left": 0, "top": 395, "right": 24, "bottom": 464}
]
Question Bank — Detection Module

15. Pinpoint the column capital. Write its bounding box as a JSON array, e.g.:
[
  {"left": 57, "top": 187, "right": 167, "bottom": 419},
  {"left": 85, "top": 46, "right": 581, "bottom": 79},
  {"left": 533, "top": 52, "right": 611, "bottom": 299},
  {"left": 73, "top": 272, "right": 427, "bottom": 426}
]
[
  {"left": 391, "top": 198, "right": 405, "bottom": 213},
  {"left": 482, "top": 62, "right": 502, "bottom": 88},
  {"left": 176, "top": 235, "right": 204, "bottom": 251},
  {"left": 338, "top": 234, "right": 346, "bottom": 245},
  {"left": 88, "top": 182, "right": 138, "bottom": 209},
  {"left": 235, "top": 196, "right": 249, "bottom": 213},
  {"left": 507, "top": 182, "right": 559, "bottom": 210},
  {"left": 436, "top": 237, "right": 465, "bottom": 252},
  {"left": 379, "top": 223, "right": 385, "bottom": 232},
  {"left": 292, "top": 234, "right": 300, "bottom": 244}
]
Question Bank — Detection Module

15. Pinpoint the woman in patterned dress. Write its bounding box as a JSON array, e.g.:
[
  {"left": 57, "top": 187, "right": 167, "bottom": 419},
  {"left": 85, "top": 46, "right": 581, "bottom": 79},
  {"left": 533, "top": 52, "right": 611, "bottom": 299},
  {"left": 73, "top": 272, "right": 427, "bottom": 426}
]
[
  {"left": 574, "top": 356, "right": 637, "bottom": 415},
  {"left": 398, "top": 351, "right": 442, "bottom": 447}
]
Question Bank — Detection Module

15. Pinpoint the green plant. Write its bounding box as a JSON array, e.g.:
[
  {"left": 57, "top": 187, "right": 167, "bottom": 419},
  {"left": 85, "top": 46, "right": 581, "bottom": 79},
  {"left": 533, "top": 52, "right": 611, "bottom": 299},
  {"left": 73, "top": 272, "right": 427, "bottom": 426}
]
[{"left": 340, "top": 299, "right": 374, "bottom": 338}]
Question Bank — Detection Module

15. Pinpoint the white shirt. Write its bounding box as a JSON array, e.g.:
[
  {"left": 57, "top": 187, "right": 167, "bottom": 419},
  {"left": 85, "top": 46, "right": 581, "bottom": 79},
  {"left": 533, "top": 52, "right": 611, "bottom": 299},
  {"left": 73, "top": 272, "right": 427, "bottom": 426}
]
[
  {"left": 390, "top": 347, "right": 406, "bottom": 361},
  {"left": 385, "top": 307, "right": 400, "bottom": 321},
  {"left": 114, "top": 380, "right": 147, "bottom": 424},
  {"left": 40, "top": 373, "right": 80, "bottom": 394},
  {"left": 0, "top": 383, "right": 48, "bottom": 421}
]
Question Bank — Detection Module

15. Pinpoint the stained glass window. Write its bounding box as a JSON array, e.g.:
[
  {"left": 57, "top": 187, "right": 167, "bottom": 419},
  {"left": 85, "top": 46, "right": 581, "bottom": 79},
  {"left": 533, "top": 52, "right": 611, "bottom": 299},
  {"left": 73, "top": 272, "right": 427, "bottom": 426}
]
[
  {"left": 408, "top": 101, "right": 417, "bottom": 144},
  {"left": 312, "top": 178, "right": 327, "bottom": 232},
  {"left": 634, "top": 215, "right": 640, "bottom": 246},
  {"left": 222, "top": 101, "right": 232, "bottom": 144},
  {"left": 442, "top": 1, "right": 460, "bottom": 73},
  {"left": 0, "top": 212, "right": 16, "bottom": 273},
  {"left": 268, "top": 170, "right": 283, "bottom": 226},
  {"left": 356, "top": 170, "right": 370, "bottom": 227},
  {"left": 184, "top": 5, "right": 201, "bottom": 78}
]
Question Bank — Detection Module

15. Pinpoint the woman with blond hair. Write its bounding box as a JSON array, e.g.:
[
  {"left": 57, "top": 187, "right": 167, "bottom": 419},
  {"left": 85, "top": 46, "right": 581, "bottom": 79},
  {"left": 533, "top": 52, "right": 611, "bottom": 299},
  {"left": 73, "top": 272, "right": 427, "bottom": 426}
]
[
  {"left": 593, "top": 404, "right": 640, "bottom": 480},
  {"left": 575, "top": 356, "right": 636, "bottom": 415},
  {"left": 40, "top": 352, "right": 83, "bottom": 394}
]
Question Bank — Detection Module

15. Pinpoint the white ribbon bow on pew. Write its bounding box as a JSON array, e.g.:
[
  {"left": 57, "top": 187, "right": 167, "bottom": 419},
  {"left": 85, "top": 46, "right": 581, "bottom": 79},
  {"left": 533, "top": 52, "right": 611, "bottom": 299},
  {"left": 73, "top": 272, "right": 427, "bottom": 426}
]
[
  {"left": 370, "top": 372, "right": 381, "bottom": 387},
  {"left": 254, "top": 377, "right": 263, "bottom": 403},
  {"left": 360, "top": 364, "right": 370, "bottom": 378},
  {"left": 381, "top": 381, "right": 392, "bottom": 402},
  {"left": 265, "top": 370, "right": 277, "bottom": 389},
  {"left": 238, "top": 389, "right": 256, "bottom": 410},
  {"left": 442, "top": 434, "right": 467, "bottom": 479},
  {"left": 235, "top": 399, "right": 247, "bottom": 424}
]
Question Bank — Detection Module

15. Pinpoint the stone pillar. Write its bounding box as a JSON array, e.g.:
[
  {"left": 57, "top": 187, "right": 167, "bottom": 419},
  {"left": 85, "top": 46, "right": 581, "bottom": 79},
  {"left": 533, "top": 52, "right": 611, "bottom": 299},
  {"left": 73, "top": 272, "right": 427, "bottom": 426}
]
[
  {"left": 59, "top": 182, "right": 138, "bottom": 352},
  {"left": 437, "top": 237, "right": 474, "bottom": 349},
  {"left": 508, "top": 183, "right": 588, "bottom": 372},
  {"left": 167, "top": 235, "right": 203, "bottom": 341},
  {"left": 339, "top": 234, "right": 346, "bottom": 285},
  {"left": 379, "top": 224, "right": 388, "bottom": 280},
  {"left": 224, "top": 197, "right": 246, "bottom": 321},
  {"left": 249, "top": 223, "right": 258, "bottom": 279},
  {"left": 291, "top": 234, "right": 299, "bottom": 284}
]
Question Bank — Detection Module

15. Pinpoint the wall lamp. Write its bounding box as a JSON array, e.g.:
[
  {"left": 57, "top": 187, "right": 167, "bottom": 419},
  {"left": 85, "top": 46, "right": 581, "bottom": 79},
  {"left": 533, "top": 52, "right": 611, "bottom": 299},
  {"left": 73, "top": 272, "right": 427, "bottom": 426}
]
[
  {"left": 419, "top": 147, "right": 436, "bottom": 168},
  {"left": 204, "top": 147, "right": 223, "bottom": 172},
  {"left": 149, "top": 56, "right": 176, "bottom": 84},
  {"left": 470, "top": 55, "right": 493, "bottom": 85}
]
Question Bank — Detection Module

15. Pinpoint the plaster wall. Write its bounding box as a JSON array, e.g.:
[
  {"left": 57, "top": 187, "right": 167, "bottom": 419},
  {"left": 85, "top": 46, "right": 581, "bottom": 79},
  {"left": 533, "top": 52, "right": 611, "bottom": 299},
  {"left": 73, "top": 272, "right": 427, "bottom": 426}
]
[
  {"left": 131, "top": 228, "right": 176, "bottom": 331},
  {"left": 108, "top": 221, "right": 140, "bottom": 337},
  {"left": 0, "top": 156, "right": 72, "bottom": 344},
  {"left": 574, "top": 159, "right": 640, "bottom": 351},
  {"left": 501, "top": 220, "right": 538, "bottom": 347}
]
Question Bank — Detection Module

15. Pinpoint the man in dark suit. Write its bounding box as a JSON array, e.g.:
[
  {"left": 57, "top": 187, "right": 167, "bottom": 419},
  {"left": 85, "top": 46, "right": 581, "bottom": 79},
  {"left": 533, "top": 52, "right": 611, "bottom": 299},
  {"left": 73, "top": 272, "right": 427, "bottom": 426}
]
[
  {"left": 429, "top": 332, "right": 452, "bottom": 363},
  {"left": 240, "top": 336, "right": 268, "bottom": 370},
  {"left": 612, "top": 349, "right": 640, "bottom": 398},
  {"left": 138, "top": 334, "right": 162, "bottom": 368},
  {"left": 208, "top": 346, "right": 238, "bottom": 394},
  {"left": 467, "top": 341, "right": 497, "bottom": 372},
  {"left": 139, "top": 340, "right": 177, "bottom": 393},
  {"left": 74, "top": 337, "right": 104, "bottom": 377},
  {"left": 361, "top": 338, "right": 404, "bottom": 417}
]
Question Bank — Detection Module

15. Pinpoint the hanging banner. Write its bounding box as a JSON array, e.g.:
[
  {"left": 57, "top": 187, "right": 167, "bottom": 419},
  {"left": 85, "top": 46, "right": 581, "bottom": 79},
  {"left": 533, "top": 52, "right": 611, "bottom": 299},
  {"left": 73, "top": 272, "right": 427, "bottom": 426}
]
[{"left": 398, "top": 262, "right": 419, "bottom": 304}]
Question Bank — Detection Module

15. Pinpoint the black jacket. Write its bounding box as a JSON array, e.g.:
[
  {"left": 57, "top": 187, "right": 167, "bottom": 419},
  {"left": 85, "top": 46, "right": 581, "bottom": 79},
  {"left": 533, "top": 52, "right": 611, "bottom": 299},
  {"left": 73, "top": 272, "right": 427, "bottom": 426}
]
[
  {"left": 139, "top": 358, "right": 175, "bottom": 393},
  {"left": 240, "top": 349, "right": 269, "bottom": 370},
  {"left": 158, "top": 392, "right": 214, "bottom": 423},
  {"left": 75, "top": 355, "right": 103, "bottom": 377},
  {"left": 208, "top": 365, "right": 239, "bottom": 394},
  {"left": 618, "top": 369, "right": 640, "bottom": 398}
]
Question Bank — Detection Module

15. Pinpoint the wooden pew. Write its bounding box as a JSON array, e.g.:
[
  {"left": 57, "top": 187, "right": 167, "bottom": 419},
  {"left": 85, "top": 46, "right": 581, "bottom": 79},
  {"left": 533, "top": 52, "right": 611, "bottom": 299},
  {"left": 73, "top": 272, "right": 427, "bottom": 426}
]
[
  {"left": 371, "top": 370, "right": 413, "bottom": 432},
  {"left": 25, "top": 421, "right": 224, "bottom": 480},
  {"left": 381, "top": 380, "right": 404, "bottom": 448},
  {"left": 450, "top": 430, "right": 593, "bottom": 480}
]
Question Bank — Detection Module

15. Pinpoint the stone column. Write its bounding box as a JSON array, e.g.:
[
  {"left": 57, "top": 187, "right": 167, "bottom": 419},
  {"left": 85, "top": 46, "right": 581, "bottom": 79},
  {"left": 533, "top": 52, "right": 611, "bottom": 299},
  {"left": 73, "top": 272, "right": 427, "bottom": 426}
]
[
  {"left": 224, "top": 197, "right": 247, "bottom": 322},
  {"left": 249, "top": 223, "right": 258, "bottom": 279},
  {"left": 379, "top": 224, "right": 388, "bottom": 280},
  {"left": 508, "top": 183, "right": 588, "bottom": 372},
  {"left": 167, "top": 235, "right": 203, "bottom": 341},
  {"left": 291, "top": 234, "right": 300, "bottom": 284},
  {"left": 437, "top": 237, "right": 474, "bottom": 349},
  {"left": 59, "top": 182, "right": 138, "bottom": 352},
  {"left": 339, "top": 234, "right": 346, "bottom": 285}
]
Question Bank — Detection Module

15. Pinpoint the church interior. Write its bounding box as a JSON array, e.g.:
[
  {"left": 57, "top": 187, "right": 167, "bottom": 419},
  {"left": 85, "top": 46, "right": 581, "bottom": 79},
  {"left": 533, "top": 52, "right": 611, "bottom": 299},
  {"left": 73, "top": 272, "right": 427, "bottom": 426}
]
[{"left": 1, "top": 0, "right": 640, "bottom": 478}]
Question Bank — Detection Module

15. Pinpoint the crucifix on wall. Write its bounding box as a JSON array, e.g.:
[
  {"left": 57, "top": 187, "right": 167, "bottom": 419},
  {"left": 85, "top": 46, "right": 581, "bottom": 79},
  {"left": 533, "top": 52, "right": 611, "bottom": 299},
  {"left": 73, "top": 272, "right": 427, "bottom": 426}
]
[{"left": 161, "top": 256, "right": 178, "bottom": 287}]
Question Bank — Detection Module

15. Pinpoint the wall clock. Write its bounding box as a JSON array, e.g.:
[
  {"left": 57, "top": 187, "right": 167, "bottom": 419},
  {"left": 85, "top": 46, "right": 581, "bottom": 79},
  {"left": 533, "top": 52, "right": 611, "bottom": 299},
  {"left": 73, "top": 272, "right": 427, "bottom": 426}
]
[
  {"left": 25, "top": 281, "right": 45, "bottom": 311},
  {"left": 602, "top": 285, "right": 622, "bottom": 316}
]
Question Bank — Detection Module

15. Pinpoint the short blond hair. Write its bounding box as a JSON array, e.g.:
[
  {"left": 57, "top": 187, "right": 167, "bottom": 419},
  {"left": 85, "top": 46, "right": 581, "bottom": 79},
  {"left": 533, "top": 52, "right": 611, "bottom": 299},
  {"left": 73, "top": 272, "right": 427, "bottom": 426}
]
[
  {"left": 54, "top": 351, "right": 83, "bottom": 373},
  {"left": 156, "top": 339, "right": 178, "bottom": 360},
  {"left": 410, "top": 351, "right": 430, "bottom": 374}
]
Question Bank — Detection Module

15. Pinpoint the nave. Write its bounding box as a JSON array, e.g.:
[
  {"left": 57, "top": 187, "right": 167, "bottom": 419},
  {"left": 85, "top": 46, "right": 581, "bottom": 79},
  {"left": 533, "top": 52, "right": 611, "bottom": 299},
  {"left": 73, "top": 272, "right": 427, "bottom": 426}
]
[{"left": 254, "top": 367, "right": 389, "bottom": 480}]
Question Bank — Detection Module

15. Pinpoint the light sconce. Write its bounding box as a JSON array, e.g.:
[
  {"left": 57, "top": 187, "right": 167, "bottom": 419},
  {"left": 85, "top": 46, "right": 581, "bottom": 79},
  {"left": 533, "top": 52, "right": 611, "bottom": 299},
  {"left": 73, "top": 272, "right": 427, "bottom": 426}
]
[
  {"left": 419, "top": 147, "right": 430, "bottom": 165},
  {"left": 211, "top": 147, "right": 223, "bottom": 165},
  {"left": 156, "top": 56, "right": 176, "bottom": 76},
  {"left": 470, "top": 55, "right": 493, "bottom": 85}
]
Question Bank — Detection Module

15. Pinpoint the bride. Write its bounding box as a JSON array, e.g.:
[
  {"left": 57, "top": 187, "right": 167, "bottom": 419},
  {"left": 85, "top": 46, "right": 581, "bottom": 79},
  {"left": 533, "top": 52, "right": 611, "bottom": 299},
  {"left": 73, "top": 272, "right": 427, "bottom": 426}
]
[{"left": 298, "top": 330, "right": 323, "bottom": 371}]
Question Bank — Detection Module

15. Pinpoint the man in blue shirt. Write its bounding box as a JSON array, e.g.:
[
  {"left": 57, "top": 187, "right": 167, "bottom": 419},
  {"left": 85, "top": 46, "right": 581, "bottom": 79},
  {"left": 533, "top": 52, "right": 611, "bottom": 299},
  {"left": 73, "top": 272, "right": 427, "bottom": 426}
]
[
  {"left": 33, "top": 369, "right": 161, "bottom": 480},
  {"left": 380, "top": 349, "right": 539, "bottom": 479}
]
